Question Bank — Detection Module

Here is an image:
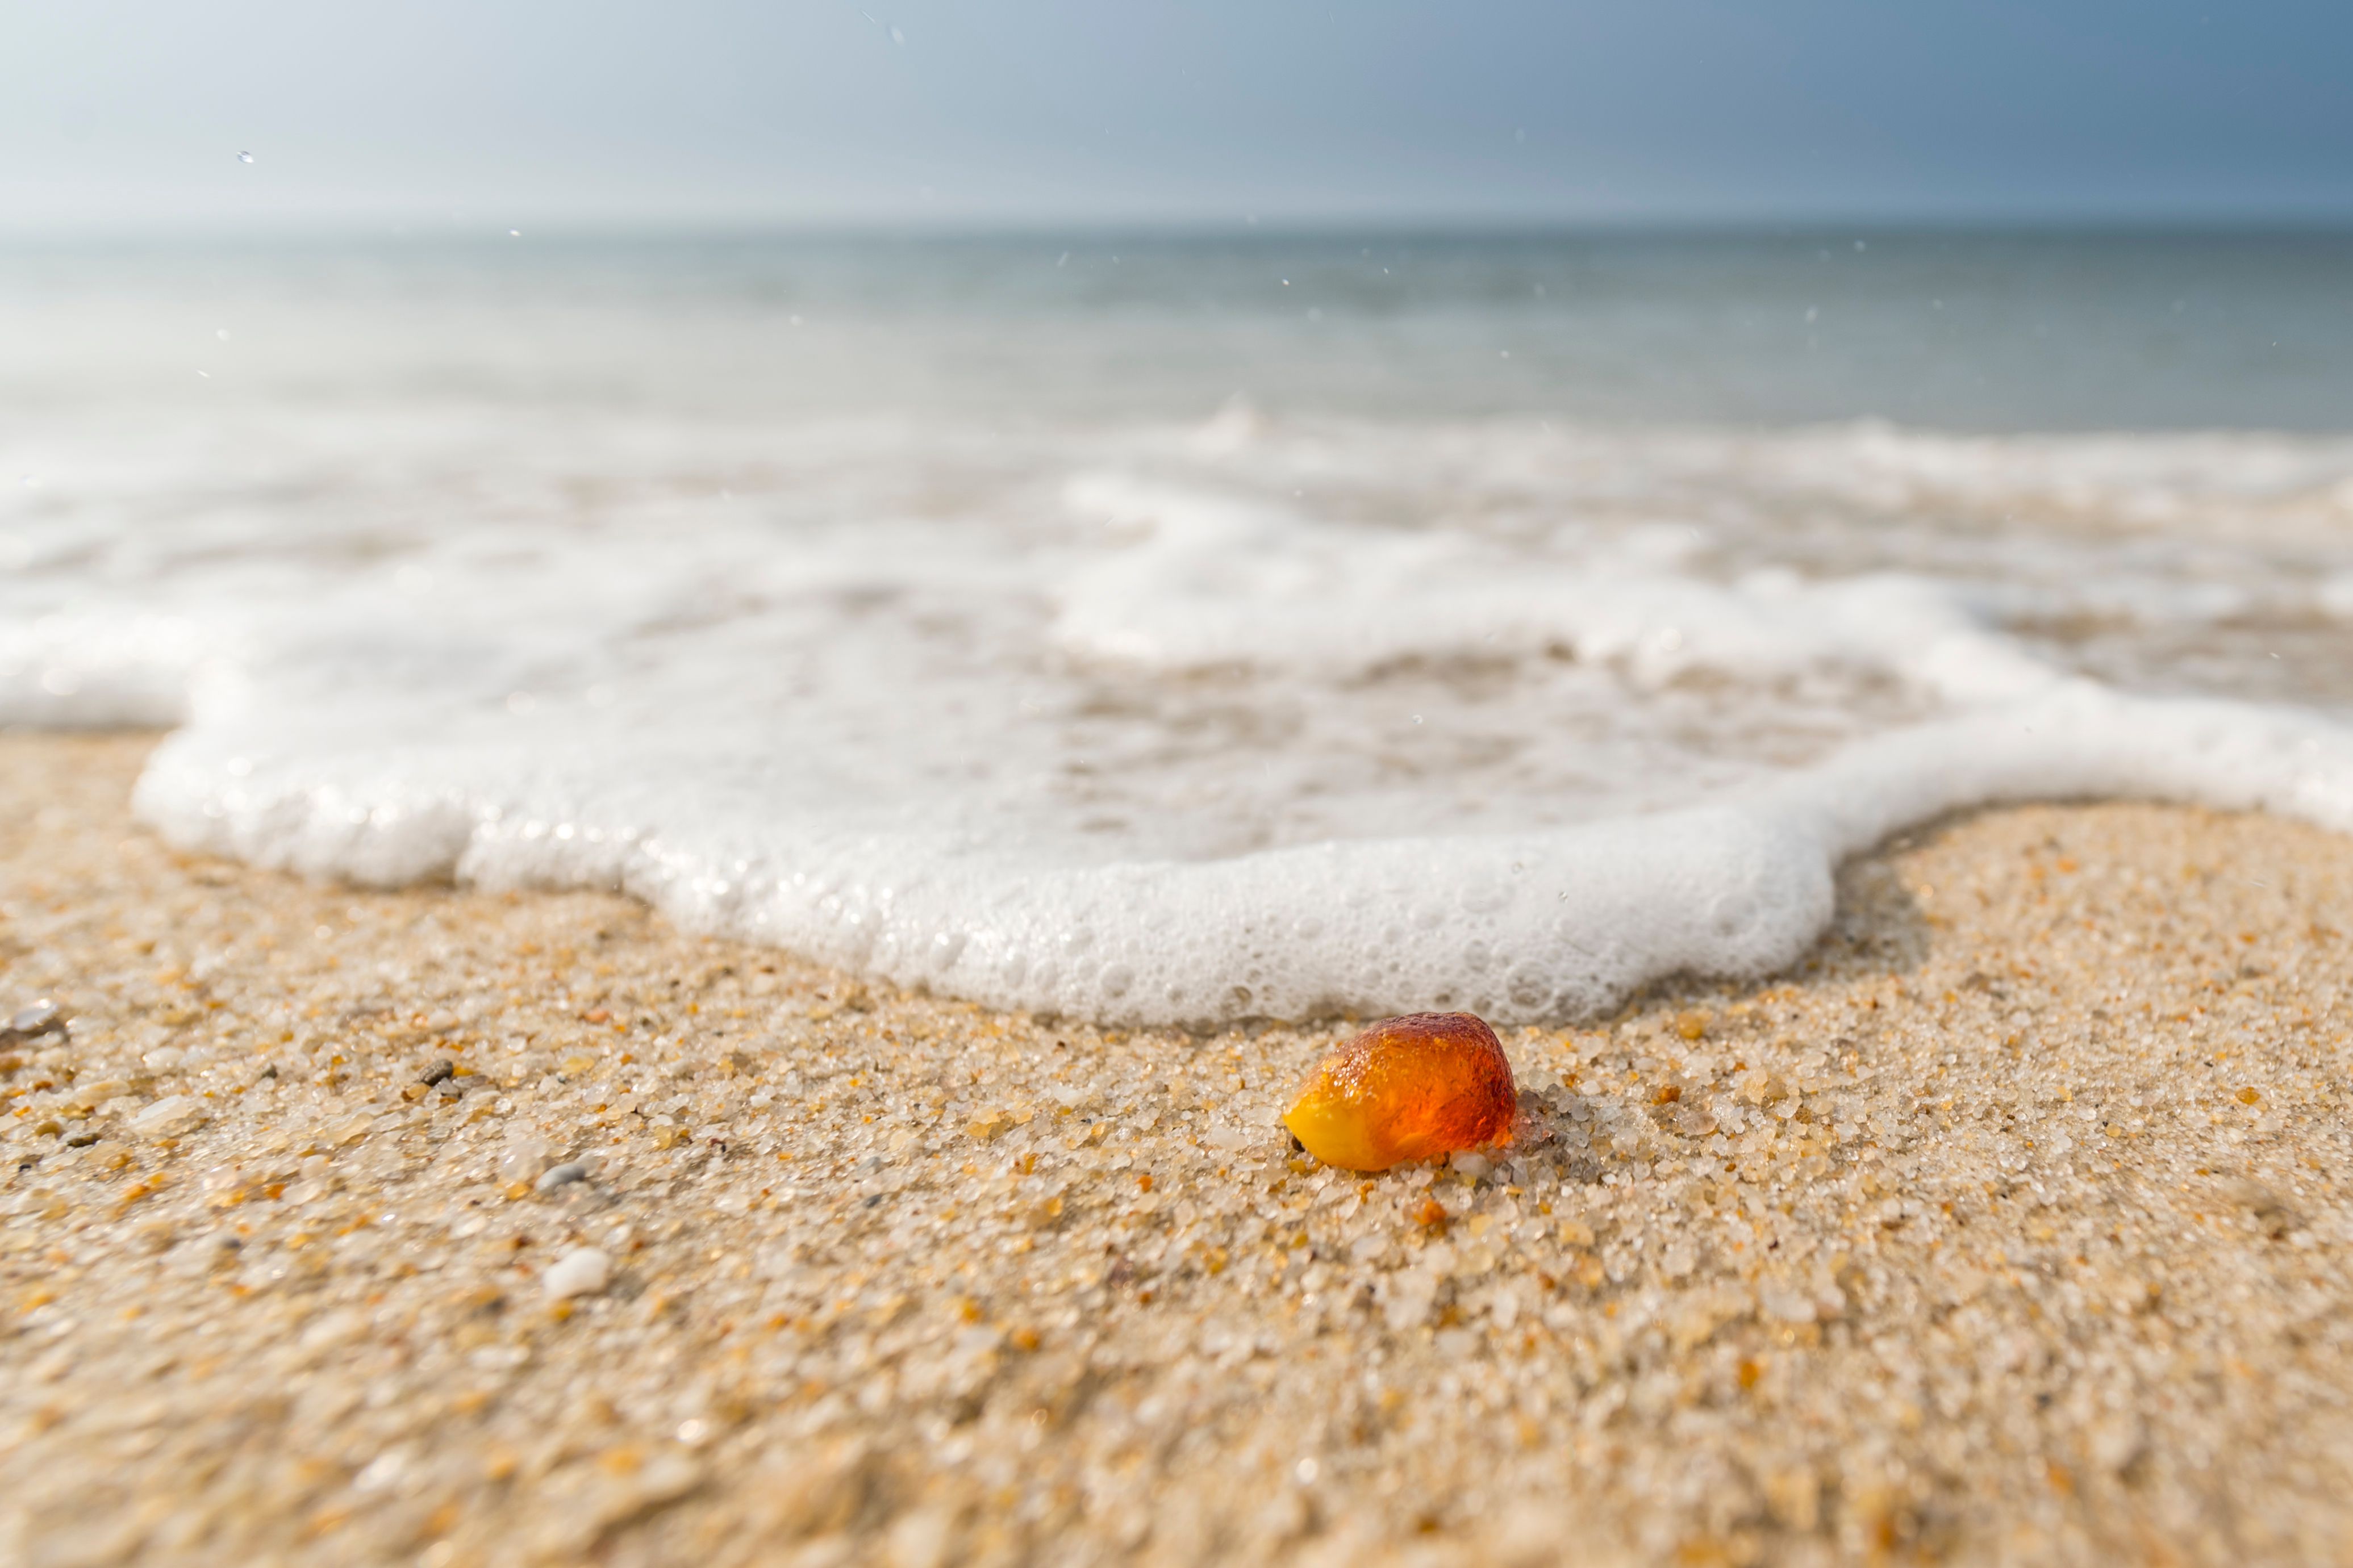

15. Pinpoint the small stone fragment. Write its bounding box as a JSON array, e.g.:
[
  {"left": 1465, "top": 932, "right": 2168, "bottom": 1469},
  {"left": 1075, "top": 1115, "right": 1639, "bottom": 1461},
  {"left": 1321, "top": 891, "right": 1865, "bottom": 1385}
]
[
  {"left": 1282, "top": 1012, "right": 1516, "bottom": 1173},
  {"left": 1446, "top": 1149, "right": 1493, "bottom": 1181},
  {"left": 1383, "top": 1267, "right": 1440, "bottom": 1331},
  {"left": 132, "top": 1094, "right": 211, "bottom": 1138},
  {"left": 544, "top": 1246, "right": 611, "bottom": 1299},
  {"left": 5, "top": 1000, "right": 62, "bottom": 1043},
  {"left": 499, "top": 1137, "right": 552, "bottom": 1184},
  {"left": 419, "top": 1059, "right": 454, "bottom": 1087},
  {"left": 536, "top": 1161, "right": 588, "bottom": 1193}
]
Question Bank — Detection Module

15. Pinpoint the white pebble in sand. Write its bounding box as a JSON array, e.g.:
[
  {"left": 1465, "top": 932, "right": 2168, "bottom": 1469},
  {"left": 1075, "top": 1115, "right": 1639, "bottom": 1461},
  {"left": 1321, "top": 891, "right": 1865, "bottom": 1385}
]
[
  {"left": 1446, "top": 1149, "right": 1494, "bottom": 1181},
  {"left": 498, "top": 1136, "right": 552, "bottom": 1184},
  {"left": 543, "top": 1247, "right": 611, "bottom": 1300},
  {"left": 131, "top": 1094, "right": 210, "bottom": 1137},
  {"left": 9, "top": 1000, "right": 60, "bottom": 1038}
]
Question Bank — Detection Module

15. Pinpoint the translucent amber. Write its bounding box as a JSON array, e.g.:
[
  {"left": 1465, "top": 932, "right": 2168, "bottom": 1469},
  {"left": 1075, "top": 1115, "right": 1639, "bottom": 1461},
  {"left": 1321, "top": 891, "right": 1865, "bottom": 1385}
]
[{"left": 1282, "top": 1011, "right": 1516, "bottom": 1172}]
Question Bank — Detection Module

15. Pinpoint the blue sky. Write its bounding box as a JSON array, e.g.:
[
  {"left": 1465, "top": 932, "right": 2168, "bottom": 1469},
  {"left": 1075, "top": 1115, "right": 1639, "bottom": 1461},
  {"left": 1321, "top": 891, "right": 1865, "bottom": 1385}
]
[{"left": 6, "top": 1, "right": 2350, "bottom": 231}]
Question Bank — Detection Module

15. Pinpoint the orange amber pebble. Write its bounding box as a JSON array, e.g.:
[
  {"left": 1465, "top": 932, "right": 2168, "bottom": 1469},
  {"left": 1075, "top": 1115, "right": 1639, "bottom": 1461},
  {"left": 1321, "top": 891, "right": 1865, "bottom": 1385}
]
[{"left": 1281, "top": 1012, "right": 1516, "bottom": 1173}]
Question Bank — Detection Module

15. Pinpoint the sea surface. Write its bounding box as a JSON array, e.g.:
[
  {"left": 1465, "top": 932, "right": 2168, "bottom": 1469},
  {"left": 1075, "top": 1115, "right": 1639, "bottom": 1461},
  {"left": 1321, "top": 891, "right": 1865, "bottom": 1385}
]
[{"left": 6, "top": 229, "right": 2353, "bottom": 1022}]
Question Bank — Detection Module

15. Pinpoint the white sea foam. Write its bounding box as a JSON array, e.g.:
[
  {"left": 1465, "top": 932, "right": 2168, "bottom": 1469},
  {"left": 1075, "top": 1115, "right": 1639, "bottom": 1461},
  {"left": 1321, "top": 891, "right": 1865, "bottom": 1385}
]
[
  {"left": 12, "top": 385, "right": 2353, "bottom": 1023},
  {"left": 12, "top": 224, "right": 2353, "bottom": 1027},
  {"left": 1052, "top": 471, "right": 2058, "bottom": 704}
]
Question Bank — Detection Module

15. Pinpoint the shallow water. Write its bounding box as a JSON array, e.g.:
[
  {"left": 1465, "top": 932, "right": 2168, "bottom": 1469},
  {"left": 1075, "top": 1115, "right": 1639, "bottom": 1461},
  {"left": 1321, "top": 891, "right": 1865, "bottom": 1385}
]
[{"left": 7, "top": 231, "right": 2353, "bottom": 1021}]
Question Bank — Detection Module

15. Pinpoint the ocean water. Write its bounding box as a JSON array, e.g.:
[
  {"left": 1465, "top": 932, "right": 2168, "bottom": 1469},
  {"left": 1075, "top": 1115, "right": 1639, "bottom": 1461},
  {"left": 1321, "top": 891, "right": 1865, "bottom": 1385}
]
[{"left": 7, "top": 230, "right": 2353, "bottom": 1022}]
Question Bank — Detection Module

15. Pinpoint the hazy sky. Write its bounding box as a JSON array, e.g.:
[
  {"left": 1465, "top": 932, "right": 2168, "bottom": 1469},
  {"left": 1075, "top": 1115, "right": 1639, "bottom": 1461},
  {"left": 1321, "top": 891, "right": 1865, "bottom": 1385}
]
[{"left": 7, "top": 1, "right": 2351, "bottom": 232}]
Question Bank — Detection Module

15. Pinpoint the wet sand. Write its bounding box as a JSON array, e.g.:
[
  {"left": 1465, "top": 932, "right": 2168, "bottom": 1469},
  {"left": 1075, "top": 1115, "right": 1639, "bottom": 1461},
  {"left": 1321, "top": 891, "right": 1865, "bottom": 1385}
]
[{"left": 5, "top": 732, "right": 2353, "bottom": 1566}]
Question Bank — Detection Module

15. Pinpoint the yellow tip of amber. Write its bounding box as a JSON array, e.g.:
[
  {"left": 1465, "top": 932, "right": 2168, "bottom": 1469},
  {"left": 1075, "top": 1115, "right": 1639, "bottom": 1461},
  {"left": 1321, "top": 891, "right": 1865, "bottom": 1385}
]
[{"left": 1281, "top": 1012, "right": 1516, "bottom": 1173}]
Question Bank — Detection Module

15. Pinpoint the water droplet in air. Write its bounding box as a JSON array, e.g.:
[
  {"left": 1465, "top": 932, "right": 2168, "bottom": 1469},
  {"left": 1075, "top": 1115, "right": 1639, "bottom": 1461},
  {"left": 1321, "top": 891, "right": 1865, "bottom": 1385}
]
[
  {"left": 237, "top": 151, "right": 253, "bottom": 164},
  {"left": 216, "top": 328, "right": 230, "bottom": 341},
  {"left": 890, "top": 24, "right": 904, "bottom": 43},
  {"left": 508, "top": 229, "right": 522, "bottom": 238}
]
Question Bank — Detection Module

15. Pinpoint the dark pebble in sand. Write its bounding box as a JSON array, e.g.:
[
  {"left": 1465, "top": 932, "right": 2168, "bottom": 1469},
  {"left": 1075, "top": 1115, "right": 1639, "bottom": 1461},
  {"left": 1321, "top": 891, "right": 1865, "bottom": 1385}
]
[{"left": 419, "top": 1058, "right": 455, "bottom": 1087}]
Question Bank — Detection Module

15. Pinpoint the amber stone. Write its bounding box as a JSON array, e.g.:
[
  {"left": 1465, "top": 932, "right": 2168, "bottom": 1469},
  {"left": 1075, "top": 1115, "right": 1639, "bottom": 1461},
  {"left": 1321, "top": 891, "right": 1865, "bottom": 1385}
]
[{"left": 1281, "top": 1011, "right": 1516, "bottom": 1172}]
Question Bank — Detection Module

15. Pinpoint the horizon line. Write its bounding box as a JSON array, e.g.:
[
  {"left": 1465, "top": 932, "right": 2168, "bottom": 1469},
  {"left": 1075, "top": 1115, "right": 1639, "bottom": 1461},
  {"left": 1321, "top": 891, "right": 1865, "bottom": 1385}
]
[{"left": 6, "top": 210, "right": 2353, "bottom": 247}]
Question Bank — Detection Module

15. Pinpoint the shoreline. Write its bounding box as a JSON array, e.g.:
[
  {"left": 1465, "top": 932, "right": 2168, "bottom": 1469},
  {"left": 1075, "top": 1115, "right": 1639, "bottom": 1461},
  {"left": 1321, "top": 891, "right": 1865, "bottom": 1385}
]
[{"left": 6, "top": 731, "right": 2353, "bottom": 1564}]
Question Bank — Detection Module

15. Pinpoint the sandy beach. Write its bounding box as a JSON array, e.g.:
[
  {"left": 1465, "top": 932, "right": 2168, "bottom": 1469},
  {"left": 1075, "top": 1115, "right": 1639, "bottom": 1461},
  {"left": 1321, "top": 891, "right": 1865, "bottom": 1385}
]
[{"left": 6, "top": 730, "right": 2353, "bottom": 1565}]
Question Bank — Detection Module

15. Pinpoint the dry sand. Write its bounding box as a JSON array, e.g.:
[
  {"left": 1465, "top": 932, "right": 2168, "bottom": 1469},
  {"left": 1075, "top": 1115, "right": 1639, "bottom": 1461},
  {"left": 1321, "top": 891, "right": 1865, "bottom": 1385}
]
[{"left": 6, "top": 733, "right": 2353, "bottom": 1566}]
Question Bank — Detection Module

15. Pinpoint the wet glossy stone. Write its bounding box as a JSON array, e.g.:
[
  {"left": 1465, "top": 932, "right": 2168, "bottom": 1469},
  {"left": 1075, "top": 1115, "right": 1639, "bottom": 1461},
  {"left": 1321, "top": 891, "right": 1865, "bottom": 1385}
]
[{"left": 1281, "top": 1011, "right": 1516, "bottom": 1172}]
